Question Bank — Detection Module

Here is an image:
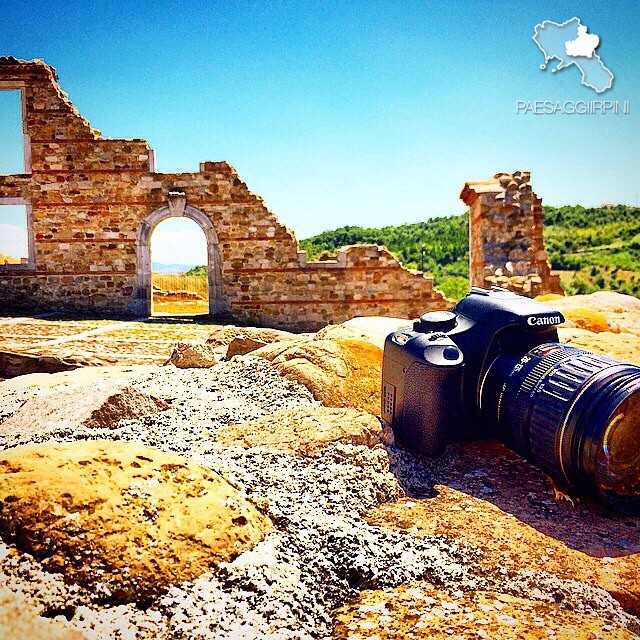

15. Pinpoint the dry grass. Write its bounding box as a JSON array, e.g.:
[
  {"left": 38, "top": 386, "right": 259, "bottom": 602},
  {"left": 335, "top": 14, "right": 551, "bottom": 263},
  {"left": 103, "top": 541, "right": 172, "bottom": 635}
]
[
  {"left": 151, "top": 272, "right": 208, "bottom": 315},
  {"left": 152, "top": 299, "right": 209, "bottom": 315},
  {"left": 0, "top": 253, "right": 22, "bottom": 265},
  {"left": 152, "top": 273, "right": 207, "bottom": 295}
]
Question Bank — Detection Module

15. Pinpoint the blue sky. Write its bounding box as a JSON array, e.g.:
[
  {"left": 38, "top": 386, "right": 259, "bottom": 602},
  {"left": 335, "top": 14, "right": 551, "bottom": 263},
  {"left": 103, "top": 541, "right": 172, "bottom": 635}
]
[{"left": 1, "top": 0, "right": 638, "bottom": 264}]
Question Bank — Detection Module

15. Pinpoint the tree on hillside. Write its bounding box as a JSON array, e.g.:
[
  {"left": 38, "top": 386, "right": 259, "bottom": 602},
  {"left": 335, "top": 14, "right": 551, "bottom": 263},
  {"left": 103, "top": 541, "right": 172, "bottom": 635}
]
[{"left": 185, "top": 265, "right": 207, "bottom": 276}]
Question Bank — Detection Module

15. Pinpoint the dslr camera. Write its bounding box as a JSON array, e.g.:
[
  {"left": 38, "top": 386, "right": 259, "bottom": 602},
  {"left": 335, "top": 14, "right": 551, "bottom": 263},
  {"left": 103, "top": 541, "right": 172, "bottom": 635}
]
[{"left": 381, "top": 287, "right": 640, "bottom": 514}]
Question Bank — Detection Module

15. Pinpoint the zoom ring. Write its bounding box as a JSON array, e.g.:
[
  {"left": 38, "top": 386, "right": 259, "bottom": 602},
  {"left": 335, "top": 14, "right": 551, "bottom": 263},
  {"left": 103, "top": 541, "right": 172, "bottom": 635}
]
[
  {"left": 516, "top": 346, "right": 581, "bottom": 399},
  {"left": 528, "top": 384, "right": 580, "bottom": 477},
  {"left": 527, "top": 353, "right": 619, "bottom": 477},
  {"left": 509, "top": 347, "right": 583, "bottom": 454},
  {"left": 512, "top": 349, "right": 616, "bottom": 466}
]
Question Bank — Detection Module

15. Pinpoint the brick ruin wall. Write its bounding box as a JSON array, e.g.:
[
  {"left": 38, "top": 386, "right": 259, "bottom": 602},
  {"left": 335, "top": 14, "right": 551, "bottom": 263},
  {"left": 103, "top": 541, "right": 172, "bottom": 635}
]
[
  {"left": 0, "top": 57, "right": 451, "bottom": 331},
  {"left": 1, "top": 59, "right": 563, "bottom": 330},
  {"left": 460, "top": 171, "right": 563, "bottom": 297}
]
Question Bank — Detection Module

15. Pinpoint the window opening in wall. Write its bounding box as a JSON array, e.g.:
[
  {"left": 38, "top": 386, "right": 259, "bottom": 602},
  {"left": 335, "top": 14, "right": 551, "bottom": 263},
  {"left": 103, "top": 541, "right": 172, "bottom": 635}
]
[
  {"left": 0, "top": 90, "right": 25, "bottom": 174},
  {"left": 0, "top": 204, "right": 29, "bottom": 266},
  {"left": 150, "top": 217, "right": 209, "bottom": 315}
]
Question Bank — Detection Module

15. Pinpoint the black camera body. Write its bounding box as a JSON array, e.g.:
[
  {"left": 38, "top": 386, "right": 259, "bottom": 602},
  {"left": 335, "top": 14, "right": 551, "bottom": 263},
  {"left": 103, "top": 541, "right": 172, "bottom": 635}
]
[
  {"left": 382, "top": 286, "right": 640, "bottom": 514},
  {"left": 382, "top": 287, "right": 566, "bottom": 454}
]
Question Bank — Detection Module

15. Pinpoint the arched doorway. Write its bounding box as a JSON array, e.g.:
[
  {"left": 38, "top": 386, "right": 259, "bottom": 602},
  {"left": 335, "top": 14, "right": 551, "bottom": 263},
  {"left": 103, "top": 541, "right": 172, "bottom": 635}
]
[
  {"left": 150, "top": 217, "right": 208, "bottom": 314},
  {"left": 135, "top": 204, "right": 227, "bottom": 316}
]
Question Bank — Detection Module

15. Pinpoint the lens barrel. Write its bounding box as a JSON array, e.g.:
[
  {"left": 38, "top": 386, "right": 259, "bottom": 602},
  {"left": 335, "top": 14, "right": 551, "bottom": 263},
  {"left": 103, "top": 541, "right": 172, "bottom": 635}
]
[{"left": 483, "top": 343, "right": 640, "bottom": 514}]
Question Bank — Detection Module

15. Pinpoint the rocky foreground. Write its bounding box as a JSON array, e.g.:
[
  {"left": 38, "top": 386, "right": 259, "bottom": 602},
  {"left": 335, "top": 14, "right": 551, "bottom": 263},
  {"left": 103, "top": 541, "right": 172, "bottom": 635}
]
[{"left": 0, "top": 292, "right": 639, "bottom": 639}]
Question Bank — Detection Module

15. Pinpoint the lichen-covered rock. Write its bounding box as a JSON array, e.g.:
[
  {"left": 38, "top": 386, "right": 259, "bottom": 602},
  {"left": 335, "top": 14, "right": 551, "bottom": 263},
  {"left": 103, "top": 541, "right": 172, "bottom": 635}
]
[
  {"left": 252, "top": 339, "right": 383, "bottom": 414},
  {"left": 0, "top": 350, "right": 116, "bottom": 380},
  {"left": 168, "top": 342, "right": 218, "bottom": 368},
  {"left": 0, "top": 364, "right": 158, "bottom": 393},
  {"left": 313, "top": 324, "right": 373, "bottom": 343},
  {"left": 0, "top": 381, "right": 168, "bottom": 441},
  {"left": 534, "top": 293, "right": 565, "bottom": 303},
  {"left": 0, "top": 440, "right": 272, "bottom": 604},
  {"left": 368, "top": 440, "right": 640, "bottom": 616},
  {"left": 333, "top": 582, "right": 637, "bottom": 639},
  {"left": 534, "top": 291, "right": 640, "bottom": 364},
  {"left": 560, "top": 307, "right": 615, "bottom": 333},
  {"left": 216, "top": 405, "right": 393, "bottom": 455}
]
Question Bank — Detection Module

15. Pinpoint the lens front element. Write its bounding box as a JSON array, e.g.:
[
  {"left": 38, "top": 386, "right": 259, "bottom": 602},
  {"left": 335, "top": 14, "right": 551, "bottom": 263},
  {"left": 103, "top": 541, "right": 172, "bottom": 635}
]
[{"left": 595, "top": 393, "right": 640, "bottom": 496}]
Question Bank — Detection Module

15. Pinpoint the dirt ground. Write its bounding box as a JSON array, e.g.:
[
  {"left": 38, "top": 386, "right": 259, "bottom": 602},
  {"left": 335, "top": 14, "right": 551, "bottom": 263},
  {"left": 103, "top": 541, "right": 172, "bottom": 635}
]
[{"left": 0, "top": 314, "right": 223, "bottom": 366}]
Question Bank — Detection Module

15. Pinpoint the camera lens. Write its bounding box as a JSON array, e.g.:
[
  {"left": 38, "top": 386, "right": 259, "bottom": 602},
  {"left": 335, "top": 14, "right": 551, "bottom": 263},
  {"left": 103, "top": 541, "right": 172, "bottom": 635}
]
[
  {"left": 482, "top": 344, "right": 640, "bottom": 514},
  {"left": 595, "top": 392, "right": 640, "bottom": 495}
]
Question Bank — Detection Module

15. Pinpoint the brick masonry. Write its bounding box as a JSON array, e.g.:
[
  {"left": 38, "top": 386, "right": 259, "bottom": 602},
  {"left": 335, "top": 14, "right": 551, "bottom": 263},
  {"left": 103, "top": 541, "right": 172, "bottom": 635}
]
[
  {"left": 460, "top": 171, "right": 563, "bottom": 297},
  {"left": 0, "top": 57, "right": 451, "bottom": 331}
]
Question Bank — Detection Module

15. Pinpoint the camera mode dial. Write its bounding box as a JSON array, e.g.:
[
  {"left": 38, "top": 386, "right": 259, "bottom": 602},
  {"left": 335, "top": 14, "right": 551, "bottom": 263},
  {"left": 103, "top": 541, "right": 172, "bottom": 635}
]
[{"left": 413, "top": 311, "right": 457, "bottom": 334}]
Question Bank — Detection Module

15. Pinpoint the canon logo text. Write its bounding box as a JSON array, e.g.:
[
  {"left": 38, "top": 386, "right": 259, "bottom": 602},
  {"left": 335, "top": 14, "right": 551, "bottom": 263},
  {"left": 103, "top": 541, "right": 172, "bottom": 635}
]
[{"left": 527, "top": 316, "right": 563, "bottom": 326}]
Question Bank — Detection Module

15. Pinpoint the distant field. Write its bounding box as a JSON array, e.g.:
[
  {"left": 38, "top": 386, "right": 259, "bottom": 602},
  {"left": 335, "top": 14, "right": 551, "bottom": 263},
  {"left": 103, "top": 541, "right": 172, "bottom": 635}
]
[
  {"left": 151, "top": 273, "right": 208, "bottom": 315},
  {"left": 152, "top": 299, "right": 209, "bottom": 314}
]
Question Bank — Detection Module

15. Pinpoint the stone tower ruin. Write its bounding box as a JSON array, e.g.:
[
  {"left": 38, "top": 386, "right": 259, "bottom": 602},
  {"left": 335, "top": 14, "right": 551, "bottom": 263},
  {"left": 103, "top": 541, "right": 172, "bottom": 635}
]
[
  {"left": 460, "top": 171, "right": 563, "bottom": 297},
  {"left": 0, "top": 57, "right": 450, "bottom": 330}
]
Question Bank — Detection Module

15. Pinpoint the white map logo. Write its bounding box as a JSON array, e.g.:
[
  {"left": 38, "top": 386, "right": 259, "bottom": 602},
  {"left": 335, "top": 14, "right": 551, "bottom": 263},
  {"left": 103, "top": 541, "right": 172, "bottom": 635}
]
[{"left": 533, "top": 18, "right": 614, "bottom": 93}]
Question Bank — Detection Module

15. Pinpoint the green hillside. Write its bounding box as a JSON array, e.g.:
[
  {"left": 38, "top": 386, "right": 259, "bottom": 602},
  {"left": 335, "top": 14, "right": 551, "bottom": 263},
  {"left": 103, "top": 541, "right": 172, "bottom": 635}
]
[
  {"left": 299, "top": 214, "right": 470, "bottom": 299},
  {"left": 299, "top": 205, "right": 640, "bottom": 300},
  {"left": 543, "top": 205, "right": 640, "bottom": 297}
]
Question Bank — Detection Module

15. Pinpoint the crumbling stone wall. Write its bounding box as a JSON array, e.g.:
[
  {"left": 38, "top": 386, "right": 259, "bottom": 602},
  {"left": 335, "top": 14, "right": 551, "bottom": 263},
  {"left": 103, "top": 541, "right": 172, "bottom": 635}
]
[
  {"left": 0, "top": 57, "right": 449, "bottom": 330},
  {"left": 460, "top": 171, "right": 563, "bottom": 297}
]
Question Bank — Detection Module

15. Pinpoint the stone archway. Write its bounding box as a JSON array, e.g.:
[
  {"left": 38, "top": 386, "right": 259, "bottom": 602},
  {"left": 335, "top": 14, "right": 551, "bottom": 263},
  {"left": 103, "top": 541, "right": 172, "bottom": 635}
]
[{"left": 135, "top": 204, "right": 227, "bottom": 316}]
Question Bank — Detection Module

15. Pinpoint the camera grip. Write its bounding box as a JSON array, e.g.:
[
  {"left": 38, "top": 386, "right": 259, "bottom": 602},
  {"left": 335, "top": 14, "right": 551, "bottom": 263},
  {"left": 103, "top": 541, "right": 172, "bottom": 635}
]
[{"left": 400, "top": 361, "right": 463, "bottom": 455}]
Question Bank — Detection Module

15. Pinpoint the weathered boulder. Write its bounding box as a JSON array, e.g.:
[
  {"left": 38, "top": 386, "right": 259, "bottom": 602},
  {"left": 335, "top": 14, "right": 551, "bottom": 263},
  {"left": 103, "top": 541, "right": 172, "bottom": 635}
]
[
  {"left": 0, "top": 350, "right": 116, "bottom": 380},
  {"left": 216, "top": 405, "right": 393, "bottom": 455},
  {"left": 333, "top": 582, "right": 636, "bottom": 639},
  {"left": 315, "top": 295, "right": 640, "bottom": 352},
  {"left": 252, "top": 339, "right": 383, "bottom": 414},
  {"left": 225, "top": 336, "right": 268, "bottom": 358},
  {"left": 313, "top": 302, "right": 640, "bottom": 367},
  {"left": 559, "top": 328, "right": 640, "bottom": 366},
  {"left": 0, "top": 588, "right": 87, "bottom": 640},
  {"left": 314, "top": 316, "right": 410, "bottom": 349},
  {"left": 206, "top": 325, "right": 301, "bottom": 348},
  {"left": 550, "top": 292, "right": 640, "bottom": 336},
  {"left": 167, "top": 341, "right": 218, "bottom": 368},
  {"left": 0, "top": 380, "right": 168, "bottom": 441},
  {"left": 0, "top": 364, "right": 158, "bottom": 393},
  {"left": 0, "top": 440, "right": 272, "bottom": 604}
]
